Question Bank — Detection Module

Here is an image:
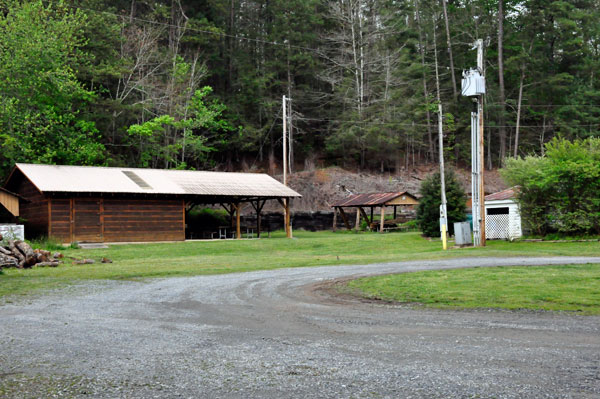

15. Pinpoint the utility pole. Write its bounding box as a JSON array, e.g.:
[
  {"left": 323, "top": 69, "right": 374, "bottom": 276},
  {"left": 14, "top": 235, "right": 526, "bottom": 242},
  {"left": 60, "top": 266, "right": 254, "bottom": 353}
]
[
  {"left": 438, "top": 102, "right": 448, "bottom": 250},
  {"left": 477, "top": 40, "right": 486, "bottom": 245},
  {"left": 433, "top": 23, "right": 448, "bottom": 250},
  {"left": 288, "top": 97, "right": 293, "bottom": 175},
  {"left": 462, "top": 39, "right": 486, "bottom": 246},
  {"left": 282, "top": 95, "right": 292, "bottom": 238},
  {"left": 282, "top": 95, "right": 287, "bottom": 185}
]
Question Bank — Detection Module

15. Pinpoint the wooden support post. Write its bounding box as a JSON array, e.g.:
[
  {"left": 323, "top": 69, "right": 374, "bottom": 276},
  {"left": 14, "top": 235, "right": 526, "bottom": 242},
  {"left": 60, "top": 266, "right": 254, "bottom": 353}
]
[
  {"left": 332, "top": 207, "right": 337, "bottom": 232},
  {"left": 234, "top": 202, "right": 241, "bottom": 239},
  {"left": 221, "top": 203, "right": 235, "bottom": 229},
  {"left": 277, "top": 198, "right": 292, "bottom": 238},
  {"left": 250, "top": 200, "right": 266, "bottom": 238},
  {"left": 393, "top": 206, "right": 397, "bottom": 219},
  {"left": 285, "top": 199, "right": 292, "bottom": 238},
  {"left": 370, "top": 207, "right": 374, "bottom": 224},
  {"left": 338, "top": 207, "right": 351, "bottom": 230},
  {"left": 358, "top": 207, "right": 371, "bottom": 231},
  {"left": 380, "top": 206, "right": 385, "bottom": 233},
  {"left": 355, "top": 208, "right": 361, "bottom": 231}
]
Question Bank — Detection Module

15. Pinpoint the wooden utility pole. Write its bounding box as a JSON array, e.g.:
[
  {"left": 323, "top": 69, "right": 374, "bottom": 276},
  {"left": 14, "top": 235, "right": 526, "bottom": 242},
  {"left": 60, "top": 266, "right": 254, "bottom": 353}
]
[
  {"left": 433, "top": 22, "right": 448, "bottom": 250},
  {"left": 282, "top": 95, "right": 287, "bottom": 185},
  {"left": 476, "top": 40, "right": 486, "bottom": 245},
  {"left": 282, "top": 95, "right": 292, "bottom": 238}
]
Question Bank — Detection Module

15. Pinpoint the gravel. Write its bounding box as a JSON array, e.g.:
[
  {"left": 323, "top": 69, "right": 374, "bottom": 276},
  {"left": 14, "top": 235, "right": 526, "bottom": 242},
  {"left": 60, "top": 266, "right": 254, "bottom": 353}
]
[{"left": 1, "top": 256, "right": 600, "bottom": 398}]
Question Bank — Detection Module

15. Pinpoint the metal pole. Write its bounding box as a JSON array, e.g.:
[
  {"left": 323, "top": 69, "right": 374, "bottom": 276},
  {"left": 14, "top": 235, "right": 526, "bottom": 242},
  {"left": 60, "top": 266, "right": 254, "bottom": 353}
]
[
  {"left": 282, "top": 95, "right": 287, "bottom": 186},
  {"left": 476, "top": 40, "right": 486, "bottom": 245},
  {"left": 471, "top": 107, "right": 480, "bottom": 246},
  {"left": 438, "top": 102, "right": 447, "bottom": 250}
]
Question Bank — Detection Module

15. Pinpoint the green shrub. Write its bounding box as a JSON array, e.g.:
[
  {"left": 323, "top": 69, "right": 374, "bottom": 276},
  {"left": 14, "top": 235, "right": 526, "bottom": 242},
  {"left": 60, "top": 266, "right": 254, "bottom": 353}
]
[
  {"left": 186, "top": 207, "right": 229, "bottom": 234},
  {"left": 416, "top": 169, "right": 467, "bottom": 237},
  {"left": 29, "top": 237, "right": 67, "bottom": 251},
  {"left": 502, "top": 137, "right": 600, "bottom": 236}
]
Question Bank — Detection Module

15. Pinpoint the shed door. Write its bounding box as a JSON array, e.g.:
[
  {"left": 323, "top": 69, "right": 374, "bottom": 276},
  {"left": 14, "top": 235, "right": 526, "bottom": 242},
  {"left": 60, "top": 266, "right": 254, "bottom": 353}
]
[{"left": 73, "top": 198, "right": 103, "bottom": 242}]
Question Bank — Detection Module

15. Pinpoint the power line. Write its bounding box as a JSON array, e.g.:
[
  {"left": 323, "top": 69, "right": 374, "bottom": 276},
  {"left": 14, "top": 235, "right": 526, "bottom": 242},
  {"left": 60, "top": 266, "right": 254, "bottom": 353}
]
[
  {"left": 68, "top": 4, "right": 325, "bottom": 54},
  {"left": 297, "top": 117, "right": 599, "bottom": 129}
]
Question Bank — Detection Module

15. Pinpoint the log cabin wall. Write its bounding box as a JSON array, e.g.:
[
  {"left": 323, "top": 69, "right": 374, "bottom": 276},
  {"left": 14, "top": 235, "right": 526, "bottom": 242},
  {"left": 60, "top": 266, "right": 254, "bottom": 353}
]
[
  {"left": 48, "top": 196, "right": 185, "bottom": 243},
  {"left": 102, "top": 198, "right": 184, "bottom": 242},
  {"left": 11, "top": 175, "right": 48, "bottom": 238}
]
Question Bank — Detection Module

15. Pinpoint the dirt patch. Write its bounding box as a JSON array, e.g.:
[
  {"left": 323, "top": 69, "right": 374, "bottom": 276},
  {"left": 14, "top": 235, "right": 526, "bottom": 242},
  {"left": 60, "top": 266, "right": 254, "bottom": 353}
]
[{"left": 262, "top": 166, "right": 507, "bottom": 212}]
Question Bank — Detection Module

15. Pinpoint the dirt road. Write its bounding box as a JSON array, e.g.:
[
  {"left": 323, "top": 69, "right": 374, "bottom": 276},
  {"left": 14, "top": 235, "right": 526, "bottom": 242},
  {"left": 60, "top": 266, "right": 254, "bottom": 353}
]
[{"left": 1, "top": 256, "right": 599, "bottom": 398}]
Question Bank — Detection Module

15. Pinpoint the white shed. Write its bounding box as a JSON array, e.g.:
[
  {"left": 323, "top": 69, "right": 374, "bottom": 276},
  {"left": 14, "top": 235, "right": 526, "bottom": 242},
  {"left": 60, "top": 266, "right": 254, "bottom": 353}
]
[{"left": 484, "top": 187, "right": 522, "bottom": 240}]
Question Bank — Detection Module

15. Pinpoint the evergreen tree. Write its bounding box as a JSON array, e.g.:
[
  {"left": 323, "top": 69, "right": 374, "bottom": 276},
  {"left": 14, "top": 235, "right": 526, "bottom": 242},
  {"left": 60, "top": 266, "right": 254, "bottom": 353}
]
[{"left": 416, "top": 169, "right": 467, "bottom": 237}]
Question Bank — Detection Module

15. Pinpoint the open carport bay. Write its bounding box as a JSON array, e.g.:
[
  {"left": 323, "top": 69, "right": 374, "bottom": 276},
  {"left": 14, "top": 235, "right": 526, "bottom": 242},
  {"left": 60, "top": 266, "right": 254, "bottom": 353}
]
[{"left": 1, "top": 256, "right": 599, "bottom": 398}]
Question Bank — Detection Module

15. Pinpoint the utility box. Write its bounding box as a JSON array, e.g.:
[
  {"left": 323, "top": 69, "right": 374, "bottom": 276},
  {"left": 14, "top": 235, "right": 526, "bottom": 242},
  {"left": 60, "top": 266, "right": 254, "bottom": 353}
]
[
  {"left": 461, "top": 69, "right": 485, "bottom": 96},
  {"left": 454, "top": 222, "right": 472, "bottom": 245}
]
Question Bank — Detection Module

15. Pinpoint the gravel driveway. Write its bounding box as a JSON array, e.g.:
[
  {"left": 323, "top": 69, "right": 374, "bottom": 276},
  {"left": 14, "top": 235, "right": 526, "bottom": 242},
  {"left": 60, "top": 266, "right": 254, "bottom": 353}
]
[{"left": 1, "top": 256, "right": 600, "bottom": 398}]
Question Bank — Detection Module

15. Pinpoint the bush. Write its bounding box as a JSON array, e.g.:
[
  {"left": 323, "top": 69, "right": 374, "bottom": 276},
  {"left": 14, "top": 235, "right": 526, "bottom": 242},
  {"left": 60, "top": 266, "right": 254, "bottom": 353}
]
[
  {"left": 186, "top": 207, "right": 229, "bottom": 235},
  {"left": 29, "top": 236, "right": 68, "bottom": 251},
  {"left": 502, "top": 137, "right": 600, "bottom": 236},
  {"left": 416, "top": 169, "right": 467, "bottom": 237}
]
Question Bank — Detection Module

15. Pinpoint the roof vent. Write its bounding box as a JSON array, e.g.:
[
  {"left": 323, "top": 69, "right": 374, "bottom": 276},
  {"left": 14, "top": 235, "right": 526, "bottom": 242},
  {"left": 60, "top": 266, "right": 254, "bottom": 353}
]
[{"left": 122, "top": 171, "right": 152, "bottom": 189}]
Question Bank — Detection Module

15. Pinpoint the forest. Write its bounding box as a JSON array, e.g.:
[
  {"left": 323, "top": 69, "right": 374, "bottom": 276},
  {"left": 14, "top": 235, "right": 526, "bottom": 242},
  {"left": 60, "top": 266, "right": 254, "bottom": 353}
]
[{"left": 0, "top": 0, "right": 599, "bottom": 179}]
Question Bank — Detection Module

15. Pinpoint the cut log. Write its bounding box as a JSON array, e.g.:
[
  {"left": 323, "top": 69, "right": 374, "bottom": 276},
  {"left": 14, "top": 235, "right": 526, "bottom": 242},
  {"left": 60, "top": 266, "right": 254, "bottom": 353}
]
[
  {"left": 0, "top": 254, "right": 19, "bottom": 268},
  {"left": 34, "top": 261, "right": 60, "bottom": 267},
  {"left": 15, "top": 241, "right": 36, "bottom": 267},
  {"left": 72, "top": 259, "right": 95, "bottom": 265},
  {"left": 101, "top": 257, "right": 113, "bottom": 263},
  {"left": 8, "top": 241, "right": 25, "bottom": 268},
  {"left": 0, "top": 246, "right": 12, "bottom": 256},
  {"left": 53, "top": 252, "right": 64, "bottom": 259}
]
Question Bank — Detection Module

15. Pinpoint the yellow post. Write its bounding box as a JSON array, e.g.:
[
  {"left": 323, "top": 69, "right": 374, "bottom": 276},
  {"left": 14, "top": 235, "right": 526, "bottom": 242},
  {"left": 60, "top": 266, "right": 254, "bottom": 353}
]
[{"left": 442, "top": 224, "right": 447, "bottom": 250}]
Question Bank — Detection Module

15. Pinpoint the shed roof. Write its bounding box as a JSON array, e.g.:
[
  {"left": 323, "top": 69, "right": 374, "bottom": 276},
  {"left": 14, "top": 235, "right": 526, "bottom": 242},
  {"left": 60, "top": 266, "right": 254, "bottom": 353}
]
[
  {"left": 485, "top": 187, "right": 518, "bottom": 201},
  {"left": 331, "top": 192, "right": 416, "bottom": 207},
  {"left": 10, "top": 163, "right": 301, "bottom": 198}
]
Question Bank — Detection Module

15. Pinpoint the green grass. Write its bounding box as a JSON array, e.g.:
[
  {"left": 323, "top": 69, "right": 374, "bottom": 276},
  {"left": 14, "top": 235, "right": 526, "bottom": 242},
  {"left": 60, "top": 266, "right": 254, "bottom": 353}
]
[
  {"left": 1, "top": 230, "right": 599, "bottom": 299},
  {"left": 347, "top": 263, "right": 600, "bottom": 314}
]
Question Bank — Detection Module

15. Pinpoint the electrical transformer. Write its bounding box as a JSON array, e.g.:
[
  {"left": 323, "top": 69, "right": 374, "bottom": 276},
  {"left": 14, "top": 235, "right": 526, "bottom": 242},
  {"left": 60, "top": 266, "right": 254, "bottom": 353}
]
[{"left": 461, "top": 68, "right": 486, "bottom": 97}]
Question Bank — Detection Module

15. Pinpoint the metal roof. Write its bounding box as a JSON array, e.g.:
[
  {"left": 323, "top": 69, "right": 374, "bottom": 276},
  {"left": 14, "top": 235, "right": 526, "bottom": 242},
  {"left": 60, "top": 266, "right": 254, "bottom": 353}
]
[
  {"left": 485, "top": 187, "right": 518, "bottom": 201},
  {"left": 12, "top": 163, "right": 301, "bottom": 198},
  {"left": 331, "top": 192, "right": 416, "bottom": 207}
]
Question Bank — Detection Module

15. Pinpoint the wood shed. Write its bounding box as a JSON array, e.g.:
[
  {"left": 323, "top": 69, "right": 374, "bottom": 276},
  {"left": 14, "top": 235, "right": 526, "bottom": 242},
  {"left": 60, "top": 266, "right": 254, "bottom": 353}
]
[
  {"left": 484, "top": 187, "right": 522, "bottom": 240},
  {"left": 3, "top": 163, "right": 300, "bottom": 243},
  {"left": 331, "top": 192, "right": 419, "bottom": 232}
]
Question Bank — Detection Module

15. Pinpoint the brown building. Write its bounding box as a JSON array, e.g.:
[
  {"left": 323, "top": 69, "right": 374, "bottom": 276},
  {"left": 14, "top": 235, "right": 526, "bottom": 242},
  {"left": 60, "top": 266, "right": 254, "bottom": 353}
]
[
  {"left": 331, "top": 191, "right": 419, "bottom": 232},
  {"left": 3, "top": 164, "right": 300, "bottom": 243}
]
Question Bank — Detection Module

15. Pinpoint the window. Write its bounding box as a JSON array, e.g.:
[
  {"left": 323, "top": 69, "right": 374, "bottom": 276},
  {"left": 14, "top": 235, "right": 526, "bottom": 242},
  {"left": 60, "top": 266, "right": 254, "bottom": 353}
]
[{"left": 487, "top": 207, "right": 509, "bottom": 215}]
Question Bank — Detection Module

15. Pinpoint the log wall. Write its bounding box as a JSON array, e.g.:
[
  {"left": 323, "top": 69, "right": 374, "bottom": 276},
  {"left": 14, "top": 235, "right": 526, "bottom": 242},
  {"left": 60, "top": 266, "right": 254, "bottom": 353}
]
[
  {"left": 102, "top": 198, "right": 184, "bottom": 242},
  {"left": 48, "top": 197, "right": 185, "bottom": 243},
  {"left": 14, "top": 177, "right": 48, "bottom": 238}
]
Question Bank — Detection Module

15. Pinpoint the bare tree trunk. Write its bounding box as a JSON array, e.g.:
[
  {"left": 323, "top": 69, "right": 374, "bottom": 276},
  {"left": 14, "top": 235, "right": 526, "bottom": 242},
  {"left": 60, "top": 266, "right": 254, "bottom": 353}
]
[
  {"left": 441, "top": 0, "right": 457, "bottom": 99},
  {"left": 541, "top": 114, "right": 546, "bottom": 155},
  {"left": 228, "top": 0, "right": 235, "bottom": 93},
  {"left": 497, "top": 0, "right": 507, "bottom": 162},
  {"left": 414, "top": 0, "right": 434, "bottom": 160},
  {"left": 287, "top": 43, "right": 293, "bottom": 174},
  {"left": 514, "top": 66, "right": 525, "bottom": 158},
  {"left": 514, "top": 39, "right": 533, "bottom": 158}
]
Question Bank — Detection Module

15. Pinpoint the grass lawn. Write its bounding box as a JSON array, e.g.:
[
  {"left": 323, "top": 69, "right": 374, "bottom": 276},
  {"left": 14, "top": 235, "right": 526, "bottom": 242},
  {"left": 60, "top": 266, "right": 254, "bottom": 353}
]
[
  {"left": 1, "top": 230, "right": 599, "bottom": 299},
  {"left": 347, "top": 263, "right": 600, "bottom": 314}
]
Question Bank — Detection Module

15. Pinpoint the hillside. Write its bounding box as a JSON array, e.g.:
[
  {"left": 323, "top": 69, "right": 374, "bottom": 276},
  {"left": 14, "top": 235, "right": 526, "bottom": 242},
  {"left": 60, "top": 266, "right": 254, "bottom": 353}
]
[{"left": 270, "top": 166, "right": 507, "bottom": 212}]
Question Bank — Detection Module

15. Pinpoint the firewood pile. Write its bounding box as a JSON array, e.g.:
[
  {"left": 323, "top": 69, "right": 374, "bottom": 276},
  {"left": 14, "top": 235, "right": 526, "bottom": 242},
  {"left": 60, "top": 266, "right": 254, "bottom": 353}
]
[{"left": 0, "top": 234, "right": 63, "bottom": 269}]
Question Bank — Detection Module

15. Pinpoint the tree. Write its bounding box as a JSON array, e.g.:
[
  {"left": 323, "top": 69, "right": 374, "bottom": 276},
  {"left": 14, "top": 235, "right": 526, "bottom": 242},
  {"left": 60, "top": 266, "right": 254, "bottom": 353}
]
[
  {"left": 416, "top": 169, "right": 466, "bottom": 237},
  {"left": 0, "top": 0, "right": 105, "bottom": 176},
  {"left": 127, "top": 86, "right": 234, "bottom": 168},
  {"left": 502, "top": 137, "right": 600, "bottom": 236}
]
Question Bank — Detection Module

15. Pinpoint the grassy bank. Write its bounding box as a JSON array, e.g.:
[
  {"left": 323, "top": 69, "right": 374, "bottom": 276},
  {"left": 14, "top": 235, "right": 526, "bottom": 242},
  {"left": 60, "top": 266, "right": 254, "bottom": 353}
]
[
  {"left": 347, "top": 263, "right": 600, "bottom": 314},
  {"left": 1, "top": 231, "right": 599, "bottom": 299}
]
